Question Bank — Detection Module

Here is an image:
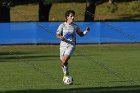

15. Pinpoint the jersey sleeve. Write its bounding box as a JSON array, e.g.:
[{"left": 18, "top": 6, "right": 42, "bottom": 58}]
[
  {"left": 75, "top": 24, "right": 79, "bottom": 31},
  {"left": 56, "top": 24, "right": 64, "bottom": 36},
  {"left": 75, "top": 24, "right": 81, "bottom": 34},
  {"left": 75, "top": 24, "right": 84, "bottom": 37}
]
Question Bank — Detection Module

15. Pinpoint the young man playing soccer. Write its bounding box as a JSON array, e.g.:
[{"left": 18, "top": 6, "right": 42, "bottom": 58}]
[{"left": 56, "top": 10, "right": 90, "bottom": 82}]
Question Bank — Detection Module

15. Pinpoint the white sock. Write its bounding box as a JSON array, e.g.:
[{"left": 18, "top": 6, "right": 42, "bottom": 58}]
[{"left": 62, "top": 65, "right": 69, "bottom": 75}]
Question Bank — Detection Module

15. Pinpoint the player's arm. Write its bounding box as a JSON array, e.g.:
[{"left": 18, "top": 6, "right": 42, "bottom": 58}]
[
  {"left": 56, "top": 24, "right": 65, "bottom": 41},
  {"left": 76, "top": 27, "right": 90, "bottom": 37}
]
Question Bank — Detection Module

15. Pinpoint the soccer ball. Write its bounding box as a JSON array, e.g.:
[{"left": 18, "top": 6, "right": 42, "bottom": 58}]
[{"left": 63, "top": 76, "right": 73, "bottom": 85}]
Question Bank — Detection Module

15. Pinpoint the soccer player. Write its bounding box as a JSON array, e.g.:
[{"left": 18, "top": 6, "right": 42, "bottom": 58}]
[{"left": 56, "top": 10, "right": 90, "bottom": 81}]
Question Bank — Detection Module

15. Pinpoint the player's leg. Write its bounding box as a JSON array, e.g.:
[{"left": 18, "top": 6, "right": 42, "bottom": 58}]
[
  {"left": 61, "top": 55, "right": 70, "bottom": 76},
  {"left": 61, "top": 54, "right": 71, "bottom": 81},
  {"left": 60, "top": 45, "right": 75, "bottom": 77},
  {"left": 61, "top": 45, "right": 75, "bottom": 76},
  {"left": 60, "top": 46, "right": 69, "bottom": 76}
]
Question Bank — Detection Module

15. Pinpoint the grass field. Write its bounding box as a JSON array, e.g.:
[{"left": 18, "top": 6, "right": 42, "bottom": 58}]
[{"left": 0, "top": 44, "right": 140, "bottom": 93}]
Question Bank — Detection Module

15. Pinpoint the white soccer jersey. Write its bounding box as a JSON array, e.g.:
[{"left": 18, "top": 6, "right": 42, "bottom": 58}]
[{"left": 56, "top": 22, "right": 79, "bottom": 46}]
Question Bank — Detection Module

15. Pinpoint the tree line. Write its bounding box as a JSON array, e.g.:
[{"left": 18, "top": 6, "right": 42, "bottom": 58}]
[{"left": 0, "top": 0, "right": 137, "bottom": 22}]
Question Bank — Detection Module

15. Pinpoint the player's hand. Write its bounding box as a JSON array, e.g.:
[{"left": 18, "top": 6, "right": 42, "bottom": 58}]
[
  {"left": 85, "top": 27, "right": 90, "bottom": 32},
  {"left": 60, "top": 36, "right": 65, "bottom": 41}
]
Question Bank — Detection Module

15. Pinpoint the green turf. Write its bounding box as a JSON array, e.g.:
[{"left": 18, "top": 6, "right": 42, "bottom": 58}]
[{"left": 0, "top": 44, "right": 140, "bottom": 92}]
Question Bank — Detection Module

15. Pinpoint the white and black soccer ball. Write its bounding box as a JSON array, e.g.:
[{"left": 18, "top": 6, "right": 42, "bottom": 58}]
[{"left": 63, "top": 76, "right": 73, "bottom": 85}]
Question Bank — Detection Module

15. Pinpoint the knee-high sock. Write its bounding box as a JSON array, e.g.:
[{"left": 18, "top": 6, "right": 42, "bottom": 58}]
[{"left": 62, "top": 62, "right": 69, "bottom": 75}]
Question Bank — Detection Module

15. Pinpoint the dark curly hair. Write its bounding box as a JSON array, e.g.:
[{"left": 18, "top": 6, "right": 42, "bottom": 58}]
[{"left": 65, "top": 10, "right": 75, "bottom": 18}]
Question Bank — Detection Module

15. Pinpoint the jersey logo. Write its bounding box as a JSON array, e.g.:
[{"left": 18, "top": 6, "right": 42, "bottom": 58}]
[{"left": 64, "top": 32, "right": 73, "bottom": 39}]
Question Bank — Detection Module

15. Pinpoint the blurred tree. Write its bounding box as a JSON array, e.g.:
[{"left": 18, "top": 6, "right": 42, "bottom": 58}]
[
  {"left": 109, "top": 0, "right": 113, "bottom": 3},
  {"left": 39, "top": 0, "right": 85, "bottom": 22},
  {"left": 1, "top": 0, "right": 112, "bottom": 22},
  {"left": 41, "top": 0, "right": 99, "bottom": 22},
  {"left": 11, "top": 0, "right": 38, "bottom": 5},
  {"left": 85, "top": 0, "right": 96, "bottom": 21},
  {"left": 0, "top": 0, "right": 11, "bottom": 22},
  {"left": 85, "top": 0, "right": 106, "bottom": 21},
  {"left": 39, "top": 0, "right": 52, "bottom": 22}
]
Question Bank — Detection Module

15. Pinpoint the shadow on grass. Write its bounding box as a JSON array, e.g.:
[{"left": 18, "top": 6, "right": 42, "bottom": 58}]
[
  {"left": 0, "top": 51, "right": 60, "bottom": 62},
  {"left": 0, "top": 54, "right": 59, "bottom": 62},
  {"left": 2, "top": 85, "right": 140, "bottom": 93},
  {"left": 0, "top": 51, "right": 95, "bottom": 62},
  {"left": 0, "top": 51, "right": 93, "bottom": 62},
  {"left": 0, "top": 51, "right": 28, "bottom": 55}
]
